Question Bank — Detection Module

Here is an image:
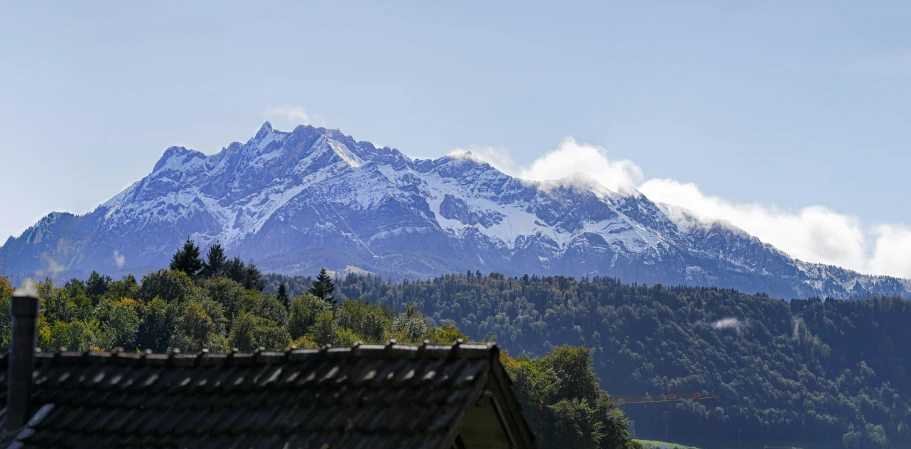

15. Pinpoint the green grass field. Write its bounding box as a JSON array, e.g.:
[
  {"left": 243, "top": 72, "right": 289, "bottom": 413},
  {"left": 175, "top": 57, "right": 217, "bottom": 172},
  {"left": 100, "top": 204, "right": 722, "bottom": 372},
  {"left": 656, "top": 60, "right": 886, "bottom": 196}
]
[
  {"left": 636, "top": 437, "right": 911, "bottom": 449},
  {"left": 633, "top": 438, "right": 866, "bottom": 449},
  {"left": 635, "top": 439, "right": 700, "bottom": 449}
]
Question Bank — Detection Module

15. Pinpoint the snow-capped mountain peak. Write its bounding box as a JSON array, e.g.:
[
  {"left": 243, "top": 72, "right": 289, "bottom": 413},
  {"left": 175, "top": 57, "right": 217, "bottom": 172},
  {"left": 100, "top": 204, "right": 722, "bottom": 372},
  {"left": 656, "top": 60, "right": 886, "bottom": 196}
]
[
  {"left": 2, "top": 122, "right": 909, "bottom": 300},
  {"left": 253, "top": 121, "right": 273, "bottom": 140}
]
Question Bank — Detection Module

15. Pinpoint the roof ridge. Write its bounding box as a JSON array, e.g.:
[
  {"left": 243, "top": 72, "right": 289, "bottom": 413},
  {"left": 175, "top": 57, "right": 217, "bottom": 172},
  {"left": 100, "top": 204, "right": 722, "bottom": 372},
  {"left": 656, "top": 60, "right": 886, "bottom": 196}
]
[
  {"left": 0, "top": 340, "right": 537, "bottom": 448},
  {"left": 8, "top": 342, "right": 498, "bottom": 369}
]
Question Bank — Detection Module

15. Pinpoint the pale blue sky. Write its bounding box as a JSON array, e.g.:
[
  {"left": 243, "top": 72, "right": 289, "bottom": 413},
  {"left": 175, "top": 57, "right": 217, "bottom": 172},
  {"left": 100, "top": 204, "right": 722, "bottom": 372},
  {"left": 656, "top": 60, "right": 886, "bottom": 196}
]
[{"left": 2, "top": 1, "right": 911, "bottom": 271}]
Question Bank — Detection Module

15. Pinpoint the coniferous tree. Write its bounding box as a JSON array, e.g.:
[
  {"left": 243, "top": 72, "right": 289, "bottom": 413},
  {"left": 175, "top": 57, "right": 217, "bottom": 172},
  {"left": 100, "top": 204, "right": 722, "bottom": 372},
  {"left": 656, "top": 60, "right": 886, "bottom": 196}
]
[
  {"left": 225, "top": 257, "right": 246, "bottom": 285},
  {"left": 169, "top": 237, "right": 203, "bottom": 277},
  {"left": 219, "top": 256, "right": 265, "bottom": 291},
  {"left": 277, "top": 283, "right": 290, "bottom": 312},
  {"left": 309, "top": 268, "right": 336, "bottom": 306},
  {"left": 202, "top": 242, "right": 227, "bottom": 278},
  {"left": 86, "top": 270, "right": 111, "bottom": 305},
  {"left": 244, "top": 260, "right": 265, "bottom": 292}
]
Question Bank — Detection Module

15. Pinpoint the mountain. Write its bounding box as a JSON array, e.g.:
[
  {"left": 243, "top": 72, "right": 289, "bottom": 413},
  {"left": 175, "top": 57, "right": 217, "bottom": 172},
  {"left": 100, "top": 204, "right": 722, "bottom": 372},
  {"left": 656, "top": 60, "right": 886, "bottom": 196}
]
[{"left": 2, "top": 122, "right": 909, "bottom": 299}]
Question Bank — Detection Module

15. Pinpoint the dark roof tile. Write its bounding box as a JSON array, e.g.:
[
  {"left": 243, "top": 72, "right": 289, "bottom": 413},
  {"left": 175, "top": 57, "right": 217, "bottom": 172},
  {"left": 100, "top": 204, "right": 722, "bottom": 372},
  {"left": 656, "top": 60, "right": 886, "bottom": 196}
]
[{"left": 0, "top": 343, "right": 526, "bottom": 449}]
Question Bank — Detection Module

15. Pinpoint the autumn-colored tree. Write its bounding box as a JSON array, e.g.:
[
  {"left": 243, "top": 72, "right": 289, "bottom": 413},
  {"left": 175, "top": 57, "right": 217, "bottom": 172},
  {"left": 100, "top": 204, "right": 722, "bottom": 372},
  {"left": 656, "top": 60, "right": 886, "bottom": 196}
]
[
  {"left": 423, "top": 323, "right": 468, "bottom": 344},
  {"left": 0, "top": 276, "right": 13, "bottom": 300}
]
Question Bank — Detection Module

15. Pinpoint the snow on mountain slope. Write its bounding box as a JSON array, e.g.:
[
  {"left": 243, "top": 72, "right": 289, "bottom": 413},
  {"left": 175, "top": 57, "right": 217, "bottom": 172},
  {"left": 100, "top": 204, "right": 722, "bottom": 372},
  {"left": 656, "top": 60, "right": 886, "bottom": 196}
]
[{"left": 2, "top": 122, "right": 909, "bottom": 300}]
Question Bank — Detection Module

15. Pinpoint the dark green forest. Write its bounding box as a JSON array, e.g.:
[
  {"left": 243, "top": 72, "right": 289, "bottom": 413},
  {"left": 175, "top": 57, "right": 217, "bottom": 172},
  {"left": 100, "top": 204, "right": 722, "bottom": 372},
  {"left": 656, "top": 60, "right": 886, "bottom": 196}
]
[
  {"left": 3, "top": 238, "right": 909, "bottom": 448},
  {"left": 265, "top": 271, "right": 911, "bottom": 449},
  {"left": 0, "top": 240, "right": 640, "bottom": 449}
]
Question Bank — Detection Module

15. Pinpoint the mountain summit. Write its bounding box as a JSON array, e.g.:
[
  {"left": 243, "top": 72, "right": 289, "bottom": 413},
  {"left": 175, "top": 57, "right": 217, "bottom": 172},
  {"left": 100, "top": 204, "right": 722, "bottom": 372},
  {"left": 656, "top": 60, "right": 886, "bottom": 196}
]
[{"left": 3, "top": 123, "right": 909, "bottom": 299}]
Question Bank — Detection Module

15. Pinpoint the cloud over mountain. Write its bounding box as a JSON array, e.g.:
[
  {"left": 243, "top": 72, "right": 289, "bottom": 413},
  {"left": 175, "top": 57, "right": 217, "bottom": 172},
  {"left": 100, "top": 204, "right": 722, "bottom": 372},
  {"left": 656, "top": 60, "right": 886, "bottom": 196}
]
[
  {"left": 461, "top": 139, "right": 911, "bottom": 278},
  {"left": 3, "top": 122, "right": 908, "bottom": 300}
]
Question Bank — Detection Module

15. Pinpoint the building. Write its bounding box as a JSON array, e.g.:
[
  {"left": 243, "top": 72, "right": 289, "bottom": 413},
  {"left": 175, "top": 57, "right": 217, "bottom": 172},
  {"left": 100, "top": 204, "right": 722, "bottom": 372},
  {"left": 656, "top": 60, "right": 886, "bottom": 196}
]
[{"left": 1, "top": 294, "right": 536, "bottom": 449}]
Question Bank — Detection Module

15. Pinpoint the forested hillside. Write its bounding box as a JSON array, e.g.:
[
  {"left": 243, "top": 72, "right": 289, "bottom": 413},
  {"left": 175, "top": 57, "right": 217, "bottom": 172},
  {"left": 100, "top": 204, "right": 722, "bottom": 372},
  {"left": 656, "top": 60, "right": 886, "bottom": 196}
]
[
  {"left": 3, "top": 237, "right": 909, "bottom": 448},
  {"left": 0, "top": 240, "right": 640, "bottom": 449},
  {"left": 267, "top": 272, "right": 911, "bottom": 449}
]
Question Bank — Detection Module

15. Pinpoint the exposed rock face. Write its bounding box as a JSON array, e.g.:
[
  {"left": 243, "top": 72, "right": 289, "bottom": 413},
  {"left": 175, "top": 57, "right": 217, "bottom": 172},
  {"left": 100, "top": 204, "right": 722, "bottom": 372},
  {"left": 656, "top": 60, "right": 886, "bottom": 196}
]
[{"left": 2, "top": 123, "right": 908, "bottom": 300}]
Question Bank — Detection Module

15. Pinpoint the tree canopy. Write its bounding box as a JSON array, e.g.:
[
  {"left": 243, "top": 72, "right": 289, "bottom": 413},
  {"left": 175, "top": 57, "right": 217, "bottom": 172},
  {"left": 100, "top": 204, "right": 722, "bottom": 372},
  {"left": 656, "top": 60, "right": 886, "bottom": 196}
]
[
  {"left": 169, "top": 237, "right": 203, "bottom": 277},
  {"left": 0, "top": 265, "right": 642, "bottom": 449},
  {"left": 201, "top": 241, "right": 227, "bottom": 278},
  {"left": 11, "top": 246, "right": 910, "bottom": 448},
  {"left": 265, "top": 271, "right": 911, "bottom": 448},
  {"left": 308, "top": 268, "right": 335, "bottom": 306}
]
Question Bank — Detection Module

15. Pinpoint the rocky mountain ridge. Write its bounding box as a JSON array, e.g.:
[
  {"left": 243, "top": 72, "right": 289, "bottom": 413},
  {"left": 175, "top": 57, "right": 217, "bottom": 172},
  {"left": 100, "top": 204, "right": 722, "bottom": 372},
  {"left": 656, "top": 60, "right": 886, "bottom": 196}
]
[{"left": 3, "top": 122, "right": 909, "bottom": 300}]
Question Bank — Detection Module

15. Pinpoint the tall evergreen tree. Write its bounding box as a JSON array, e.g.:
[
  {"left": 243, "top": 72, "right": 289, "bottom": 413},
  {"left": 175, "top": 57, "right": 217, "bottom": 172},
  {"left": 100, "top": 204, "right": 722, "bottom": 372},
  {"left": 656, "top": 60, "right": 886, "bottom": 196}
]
[
  {"left": 202, "top": 242, "right": 227, "bottom": 278},
  {"left": 277, "top": 283, "right": 290, "bottom": 312},
  {"left": 225, "top": 257, "right": 246, "bottom": 285},
  {"left": 309, "top": 268, "right": 336, "bottom": 306},
  {"left": 169, "top": 237, "right": 203, "bottom": 277},
  {"left": 86, "top": 270, "right": 111, "bottom": 304},
  {"left": 244, "top": 260, "right": 266, "bottom": 292}
]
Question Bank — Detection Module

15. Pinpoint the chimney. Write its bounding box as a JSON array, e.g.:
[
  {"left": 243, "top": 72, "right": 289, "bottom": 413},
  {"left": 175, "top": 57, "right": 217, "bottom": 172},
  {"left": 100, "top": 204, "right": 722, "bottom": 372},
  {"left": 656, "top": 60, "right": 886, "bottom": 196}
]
[{"left": 6, "top": 294, "right": 39, "bottom": 433}]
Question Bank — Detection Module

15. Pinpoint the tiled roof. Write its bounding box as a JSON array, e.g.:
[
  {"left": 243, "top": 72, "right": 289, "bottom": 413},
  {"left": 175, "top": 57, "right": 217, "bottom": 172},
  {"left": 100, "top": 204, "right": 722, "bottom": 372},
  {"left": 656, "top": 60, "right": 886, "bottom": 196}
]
[{"left": 0, "top": 342, "right": 511, "bottom": 449}]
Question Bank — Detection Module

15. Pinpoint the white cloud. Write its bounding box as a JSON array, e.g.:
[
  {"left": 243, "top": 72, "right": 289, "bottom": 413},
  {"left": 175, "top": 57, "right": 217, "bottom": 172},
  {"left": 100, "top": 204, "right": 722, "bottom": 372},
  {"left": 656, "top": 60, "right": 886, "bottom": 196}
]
[
  {"left": 449, "top": 145, "right": 517, "bottom": 174},
  {"left": 638, "top": 179, "right": 869, "bottom": 269},
  {"left": 452, "top": 137, "right": 642, "bottom": 193},
  {"left": 36, "top": 253, "right": 65, "bottom": 278},
  {"left": 460, "top": 138, "right": 911, "bottom": 278},
  {"left": 263, "top": 105, "right": 311, "bottom": 125},
  {"left": 638, "top": 179, "right": 911, "bottom": 278},
  {"left": 712, "top": 317, "right": 746, "bottom": 333},
  {"left": 693, "top": 317, "right": 748, "bottom": 333},
  {"left": 867, "top": 225, "right": 911, "bottom": 276},
  {"left": 519, "top": 137, "right": 643, "bottom": 193},
  {"left": 113, "top": 250, "right": 126, "bottom": 269}
]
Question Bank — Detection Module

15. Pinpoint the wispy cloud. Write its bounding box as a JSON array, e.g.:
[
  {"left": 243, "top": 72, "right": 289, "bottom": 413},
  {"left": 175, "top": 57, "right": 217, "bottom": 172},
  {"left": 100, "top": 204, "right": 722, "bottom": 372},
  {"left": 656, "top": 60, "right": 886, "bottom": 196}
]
[
  {"left": 712, "top": 317, "right": 745, "bottom": 332},
  {"left": 451, "top": 138, "right": 642, "bottom": 193},
  {"left": 459, "top": 138, "right": 911, "bottom": 278},
  {"left": 36, "top": 252, "right": 65, "bottom": 278},
  {"left": 263, "top": 105, "right": 312, "bottom": 125},
  {"left": 693, "top": 317, "right": 749, "bottom": 333},
  {"left": 113, "top": 250, "right": 125, "bottom": 269},
  {"left": 638, "top": 179, "right": 911, "bottom": 277},
  {"left": 449, "top": 145, "right": 517, "bottom": 173}
]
